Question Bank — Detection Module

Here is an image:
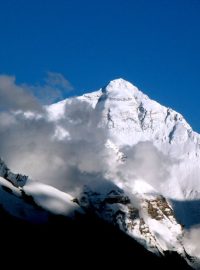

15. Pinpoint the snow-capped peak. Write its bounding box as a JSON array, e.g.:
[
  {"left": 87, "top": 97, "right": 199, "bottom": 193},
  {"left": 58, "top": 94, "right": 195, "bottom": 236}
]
[
  {"left": 103, "top": 78, "right": 140, "bottom": 95},
  {"left": 46, "top": 79, "right": 200, "bottom": 202}
]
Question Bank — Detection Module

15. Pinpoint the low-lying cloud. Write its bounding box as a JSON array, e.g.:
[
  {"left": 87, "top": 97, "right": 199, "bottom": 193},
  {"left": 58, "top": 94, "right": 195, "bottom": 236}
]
[
  {"left": 184, "top": 226, "right": 200, "bottom": 259},
  {"left": 0, "top": 75, "right": 109, "bottom": 193},
  {"left": 117, "top": 142, "right": 173, "bottom": 190}
]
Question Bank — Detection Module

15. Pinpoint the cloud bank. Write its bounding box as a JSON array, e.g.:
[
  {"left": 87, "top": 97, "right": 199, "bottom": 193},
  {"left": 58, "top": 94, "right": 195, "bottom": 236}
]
[{"left": 0, "top": 75, "right": 108, "bottom": 193}]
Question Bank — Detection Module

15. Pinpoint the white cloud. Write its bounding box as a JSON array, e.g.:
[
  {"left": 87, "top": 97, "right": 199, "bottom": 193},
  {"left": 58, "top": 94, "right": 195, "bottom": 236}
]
[
  {"left": 104, "top": 142, "right": 174, "bottom": 195},
  {"left": 184, "top": 226, "right": 200, "bottom": 259},
  {"left": 0, "top": 93, "right": 110, "bottom": 194}
]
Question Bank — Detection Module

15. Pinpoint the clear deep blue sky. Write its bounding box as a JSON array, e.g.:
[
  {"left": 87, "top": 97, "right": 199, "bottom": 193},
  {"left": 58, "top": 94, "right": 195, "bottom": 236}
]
[{"left": 0, "top": 0, "right": 200, "bottom": 131}]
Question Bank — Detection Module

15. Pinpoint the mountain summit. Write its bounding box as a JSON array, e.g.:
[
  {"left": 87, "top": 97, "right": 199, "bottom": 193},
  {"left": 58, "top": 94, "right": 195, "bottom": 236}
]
[
  {"left": 0, "top": 79, "right": 199, "bottom": 269},
  {"left": 103, "top": 78, "right": 140, "bottom": 96}
]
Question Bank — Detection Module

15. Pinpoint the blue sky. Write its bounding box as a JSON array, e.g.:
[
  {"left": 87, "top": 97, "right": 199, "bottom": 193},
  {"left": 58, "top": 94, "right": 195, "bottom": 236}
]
[{"left": 0, "top": 0, "right": 200, "bottom": 131}]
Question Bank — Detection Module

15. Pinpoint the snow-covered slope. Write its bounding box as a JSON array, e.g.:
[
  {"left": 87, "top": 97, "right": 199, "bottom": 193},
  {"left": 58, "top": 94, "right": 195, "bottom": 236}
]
[
  {"left": 47, "top": 79, "right": 200, "bottom": 268},
  {"left": 47, "top": 78, "right": 200, "bottom": 200},
  {"left": 1, "top": 78, "right": 200, "bottom": 268},
  {"left": 0, "top": 158, "right": 83, "bottom": 222}
]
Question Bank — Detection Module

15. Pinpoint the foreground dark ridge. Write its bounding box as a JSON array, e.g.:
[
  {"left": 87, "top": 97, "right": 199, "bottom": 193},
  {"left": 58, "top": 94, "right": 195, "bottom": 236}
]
[{"left": 0, "top": 209, "right": 191, "bottom": 269}]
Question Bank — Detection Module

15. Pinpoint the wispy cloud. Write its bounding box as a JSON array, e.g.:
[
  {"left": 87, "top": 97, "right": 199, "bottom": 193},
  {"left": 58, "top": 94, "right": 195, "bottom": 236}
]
[
  {"left": 45, "top": 71, "right": 73, "bottom": 91},
  {"left": 0, "top": 75, "right": 41, "bottom": 112},
  {"left": 29, "top": 71, "right": 74, "bottom": 105},
  {"left": 0, "top": 72, "right": 74, "bottom": 112}
]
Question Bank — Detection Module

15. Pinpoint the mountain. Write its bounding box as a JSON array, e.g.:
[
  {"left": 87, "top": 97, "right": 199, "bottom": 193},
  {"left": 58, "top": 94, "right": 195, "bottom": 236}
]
[{"left": 0, "top": 78, "right": 199, "bottom": 268}]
